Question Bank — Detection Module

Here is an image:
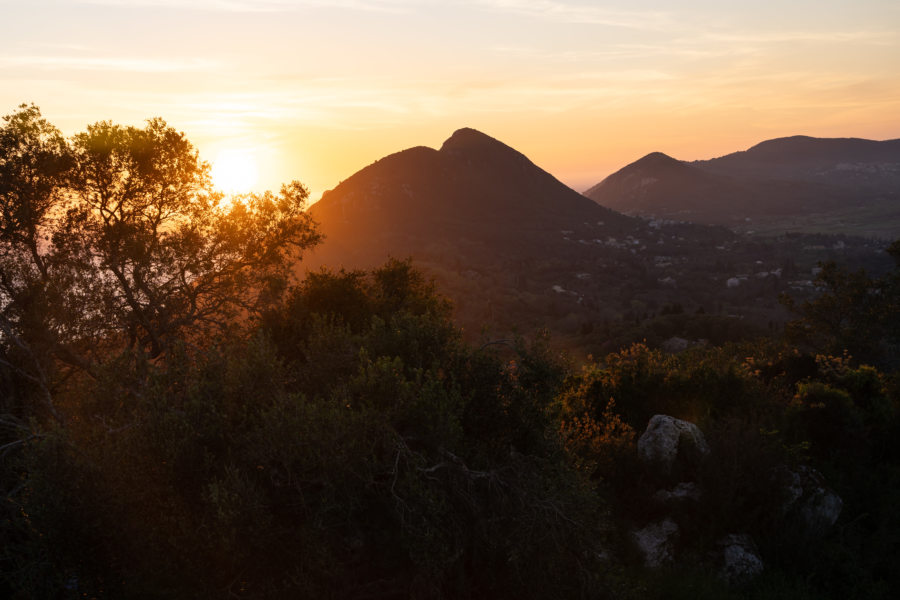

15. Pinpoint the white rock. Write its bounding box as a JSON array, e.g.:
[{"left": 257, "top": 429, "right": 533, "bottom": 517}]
[
  {"left": 800, "top": 486, "right": 843, "bottom": 536},
  {"left": 661, "top": 336, "right": 689, "bottom": 353},
  {"left": 719, "top": 534, "right": 764, "bottom": 582},
  {"left": 776, "top": 465, "right": 843, "bottom": 536},
  {"left": 638, "top": 415, "right": 710, "bottom": 474},
  {"left": 632, "top": 519, "right": 679, "bottom": 568}
]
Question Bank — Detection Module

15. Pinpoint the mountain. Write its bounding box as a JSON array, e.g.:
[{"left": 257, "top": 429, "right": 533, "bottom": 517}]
[
  {"left": 308, "top": 127, "right": 634, "bottom": 269},
  {"left": 697, "top": 136, "right": 900, "bottom": 185},
  {"left": 304, "top": 128, "right": 714, "bottom": 343},
  {"left": 584, "top": 152, "right": 739, "bottom": 217},
  {"left": 303, "top": 128, "right": 888, "bottom": 353},
  {"left": 584, "top": 136, "right": 900, "bottom": 236}
]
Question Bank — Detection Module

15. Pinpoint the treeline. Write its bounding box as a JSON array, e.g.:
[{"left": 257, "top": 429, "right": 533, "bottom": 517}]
[{"left": 2, "top": 106, "right": 900, "bottom": 598}]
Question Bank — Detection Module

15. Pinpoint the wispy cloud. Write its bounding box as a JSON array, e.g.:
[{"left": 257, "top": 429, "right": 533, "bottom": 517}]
[
  {"left": 0, "top": 55, "right": 220, "bottom": 72},
  {"left": 78, "top": 0, "right": 419, "bottom": 12},
  {"left": 474, "top": 0, "right": 671, "bottom": 30},
  {"left": 704, "top": 30, "right": 898, "bottom": 45},
  {"left": 490, "top": 43, "right": 729, "bottom": 63}
]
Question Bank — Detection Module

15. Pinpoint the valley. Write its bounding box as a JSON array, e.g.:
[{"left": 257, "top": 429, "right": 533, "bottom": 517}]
[{"left": 305, "top": 128, "right": 894, "bottom": 357}]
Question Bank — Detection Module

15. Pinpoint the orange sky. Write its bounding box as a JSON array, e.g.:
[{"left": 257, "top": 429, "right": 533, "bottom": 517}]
[{"left": 3, "top": 1, "right": 899, "bottom": 199}]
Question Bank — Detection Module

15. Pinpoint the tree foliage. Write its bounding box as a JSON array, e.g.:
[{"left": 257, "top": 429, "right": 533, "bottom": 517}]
[
  {"left": 3, "top": 103, "right": 900, "bottom": 599},
  {"left": 0, "top": 104, "right": 320, "bottom": 402},
  {"left": 782, "top": 241, "right": 900, "bottom": 367},
  {"left": 3, "top": 260, "right": 609, "bottom": 599}
]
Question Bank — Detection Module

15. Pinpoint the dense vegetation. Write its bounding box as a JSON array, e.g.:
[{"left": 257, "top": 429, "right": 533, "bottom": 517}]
[{"left": 2, "top": 106, "right": 900, "bottom": 598}]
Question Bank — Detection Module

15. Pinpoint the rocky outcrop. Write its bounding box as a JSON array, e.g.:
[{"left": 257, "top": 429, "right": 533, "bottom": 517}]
[
  {"left": 629, "top": 415, "right": 842, "bottom": 584},
  {"left": 637, "top": 415, "right": 710, "bottom": 476},
  {"left": 718, "top": 534, "right": 764, "bottom": 583},
  {"left": 776, "top": 465, "right": 843, "bottom": 536},
  {"left": 633, "top": 417, "right": 704, "bottom": 570},
  {"left": 632, "top": 518, "right": 679, "bottom": 568}
]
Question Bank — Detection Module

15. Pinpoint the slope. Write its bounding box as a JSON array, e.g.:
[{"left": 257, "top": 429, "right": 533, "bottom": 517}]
[
  {"left": 584, "top": 136, "right": 900, "bottom": 235},
  {"left": 308, "top": 127, "right": 634, "bottom": 269}
]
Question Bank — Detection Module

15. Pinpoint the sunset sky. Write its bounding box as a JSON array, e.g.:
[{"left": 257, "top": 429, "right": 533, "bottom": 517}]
[{"left": 3, "top": 0, "right": 899, "bottom": 199}]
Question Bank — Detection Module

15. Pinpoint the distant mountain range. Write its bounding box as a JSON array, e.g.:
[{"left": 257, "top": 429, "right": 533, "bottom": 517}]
[
  {"left": 304, "top": 128, "right": 889, "bottom": 352},
  {"left": 585, "top": 136, "right": 900, "bottom": 237}
]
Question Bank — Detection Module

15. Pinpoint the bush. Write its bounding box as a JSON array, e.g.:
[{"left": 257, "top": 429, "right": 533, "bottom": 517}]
[{"left": 1, "top": 260, "right": 610, "bottom": 599}]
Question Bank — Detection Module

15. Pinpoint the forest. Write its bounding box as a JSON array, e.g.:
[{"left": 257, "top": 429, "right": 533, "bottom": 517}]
[{"left": 2, "top": 105, "right": 900, "bottom": 599}]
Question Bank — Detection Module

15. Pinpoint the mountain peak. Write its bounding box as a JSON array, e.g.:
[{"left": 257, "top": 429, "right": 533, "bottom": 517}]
[
  {"left": 439, "top": 127, "right": 498, "bottom": 152},
  {"left": 310, "top": 127, "right": 631, "bottom": 268},
  {"left": 632, "top": 151, "right": 683, "bottom": 169},
  {"left": 438, "top": 127, "right": 540, "bottom": 179}
]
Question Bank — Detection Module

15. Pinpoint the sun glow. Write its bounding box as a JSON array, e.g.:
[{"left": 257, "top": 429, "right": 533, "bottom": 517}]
[{"left": 211, "top": 149, "right": 259, "bottom": 194}]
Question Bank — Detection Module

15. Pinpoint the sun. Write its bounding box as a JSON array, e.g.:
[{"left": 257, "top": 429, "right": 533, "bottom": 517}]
[{"left": 211, "top": 149, "right": 259, "bottom": 194}]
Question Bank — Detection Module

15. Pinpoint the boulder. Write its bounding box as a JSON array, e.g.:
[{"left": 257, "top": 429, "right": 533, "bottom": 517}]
[
  {"left": 653, "top": 481, "right": 702, "bottom": 506},
  {"left": 776, "top": 465, "right": 843, "bottom": 536},
  {"left": 718, "top": 534, "right": 764, "bottom": 583},
  {"left": 632, "top": 518, "right": 679, "bottom": 568},
  {"left": 661, "top": 336, "right": 690, "bottom": 353},
  {"left": 638, "top": 415, "right": 710, "bottom": 476}
]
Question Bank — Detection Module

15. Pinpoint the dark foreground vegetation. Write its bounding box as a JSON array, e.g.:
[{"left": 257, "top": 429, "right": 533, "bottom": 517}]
[{"left": 3, "top": 105, "right": 900, "bottom": 598}]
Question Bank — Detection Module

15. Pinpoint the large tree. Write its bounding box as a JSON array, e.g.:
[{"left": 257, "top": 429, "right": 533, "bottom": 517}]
[{"left": 0, "top": 104, "right": 320, "bottom": 407}]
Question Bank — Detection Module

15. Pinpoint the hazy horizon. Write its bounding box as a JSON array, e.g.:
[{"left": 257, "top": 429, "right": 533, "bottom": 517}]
[{"left": 3, "top": 0, "right": 899, "bottom": 198}]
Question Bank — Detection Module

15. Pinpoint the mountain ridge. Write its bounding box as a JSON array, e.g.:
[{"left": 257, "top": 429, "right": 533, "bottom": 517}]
[
  {"left": 309, "top": 127, "right": 634, "bottom": 269},
  {"left": 584, "top": 135, "right": 900, "bottom": 235}
]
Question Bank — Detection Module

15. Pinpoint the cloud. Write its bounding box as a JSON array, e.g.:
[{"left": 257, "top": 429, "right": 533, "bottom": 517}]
[
  {"left": 473, "top": 0, "right": 671, "bottom": 30},
  {"left": 490, "top": 43, "right": 728, "bottom": 63},
  {"left": 0, "top": 55, "right": 219, "bottom": 72},
  {"left": 77, "top": 0, "right": 420, "bottom": 12},
  {"left": 704, "top": 30, "right": 897, "bottom": 45}
]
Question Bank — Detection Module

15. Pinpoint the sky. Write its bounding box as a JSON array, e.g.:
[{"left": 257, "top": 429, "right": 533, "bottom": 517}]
[{"left": 2, "top": 0, "right": 899, "bottom": 199}]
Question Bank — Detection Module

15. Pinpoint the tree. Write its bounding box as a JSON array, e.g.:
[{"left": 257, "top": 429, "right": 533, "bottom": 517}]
[
  {"left": 782, "top": 243, "right": 900, "bottom": 367},
  {"left": 0, "top": 104, "right": 321, "bottom": 401}
]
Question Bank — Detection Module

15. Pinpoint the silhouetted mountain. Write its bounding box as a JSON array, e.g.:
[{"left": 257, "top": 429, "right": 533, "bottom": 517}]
[
  {"left": 697, "top": 136, "right": 900, "bottom": 184},
  {"left": 584, "top": 136, "right": 900, "bottom": 236},
  {"left": 304, "top": 129, "right": 888, "bottom": 351},
  {"left": 309, "top": 127, "right": 634, "bottom": 268},
  {"left": 584, "top": 152, "right": 737, "bottom": 216}
]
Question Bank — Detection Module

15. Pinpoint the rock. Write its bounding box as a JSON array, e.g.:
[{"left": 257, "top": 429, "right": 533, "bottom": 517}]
[
  {"left": 638, "top": 415, "right": 710, "bottom": 476},
  {"left": 661, "top": 336, "right": 689, "bottom": 353},
  {"left": 776, "top": 465, "right": 843, "bottom": 536},
  {"left": 653, "top": 481, "right": 702, "bottom": 505},
  {"left": 799, "top": 484, "right": 843, "bottom": 536},
  {"left": 718, "top": 534, "right": 764, "bottom": 583},
  {"left": 632, "top": 518, "right": 679, "bottom": 568}
]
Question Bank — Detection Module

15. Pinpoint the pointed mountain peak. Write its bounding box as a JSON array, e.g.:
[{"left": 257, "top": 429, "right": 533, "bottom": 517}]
[
  {"left": 312, "top": 127, "right": 629, "bottom": 251},
  {"left": 632, "top": 151, "right": 683, "bottom": 169},
  {"left": 439, "top": 127, "right": 518, "bottom": 156},
  {"left": 440, "top": 127, "right": 494, "bottom": 147},
  {"left": 584, "top": 150, "right": 711, "bottom": 201}
]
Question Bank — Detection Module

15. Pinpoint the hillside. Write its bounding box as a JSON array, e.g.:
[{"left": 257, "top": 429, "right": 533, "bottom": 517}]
[
  {"left": 584, "top": 136, "right": 900, "bottom": 237},
  {"left": 697, "top": 136, "right": 900, "bottom": 186},
  {"left": 308, "top": 127, "right": 634, "bottom": 268},
  {"left": 305, "top": 129, "right": 889, "bottom": 354}
]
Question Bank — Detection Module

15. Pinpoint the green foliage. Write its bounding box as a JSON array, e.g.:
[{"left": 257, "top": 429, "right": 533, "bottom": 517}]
[
  {"left": 3, "top": 103, "right": 900, "bottom": 598},
  {"left": 2, "top": 260, "right": 609, "bottom": 598},
  {"left": 554, "top": 336, "right": 900, "bottom": 598},
  {"left": 559, "top": 343, "right": 774, "bottom": 435},
  {"left": 0, "top": 104, "right": 321, "bottom": 388},
  {"left": 782, "top": 245, "right": 900, "bottom": 368},
  {"left": 559, "top": 397, "right": 636, "bottom": 482}
]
